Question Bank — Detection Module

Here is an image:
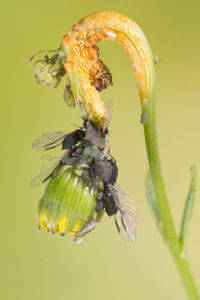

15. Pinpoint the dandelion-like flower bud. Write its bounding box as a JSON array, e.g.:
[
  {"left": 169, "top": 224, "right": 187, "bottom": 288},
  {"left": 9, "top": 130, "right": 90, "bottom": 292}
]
[
  {"left": 34, "top": 60, "right": 61, "bottom": 88},
  {"left": 30, "top": 53, "right": 66, "bottom": 88},
  {"left": 38, "top": 164, "right": 99, "bottom": 237}
]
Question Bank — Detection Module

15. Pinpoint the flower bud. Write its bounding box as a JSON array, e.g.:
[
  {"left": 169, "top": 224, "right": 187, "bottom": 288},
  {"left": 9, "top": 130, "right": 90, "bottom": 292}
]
[
  {"left": 38, "top": 164, "right": 99, "bottom": 236},
  {"left": 34, "top": 60, "right": 62, "bottom": 88}
]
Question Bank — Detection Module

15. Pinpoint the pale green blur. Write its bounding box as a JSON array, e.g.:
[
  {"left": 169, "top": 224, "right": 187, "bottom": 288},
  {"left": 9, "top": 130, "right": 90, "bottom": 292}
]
[{"left": 1, "top": 0, "right": 200, "bottom": 299}]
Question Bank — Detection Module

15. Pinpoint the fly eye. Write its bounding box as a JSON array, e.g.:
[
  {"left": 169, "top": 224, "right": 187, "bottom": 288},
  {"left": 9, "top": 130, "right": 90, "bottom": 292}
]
[{"left": 104, "top": 128, "right": 109, "bottom": 135}]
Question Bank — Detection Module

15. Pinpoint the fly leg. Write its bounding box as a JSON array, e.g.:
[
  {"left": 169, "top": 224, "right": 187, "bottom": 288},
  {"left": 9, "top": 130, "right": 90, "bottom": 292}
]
[{"left": 73, "top": 219, "right": 98, "bottom": 244}]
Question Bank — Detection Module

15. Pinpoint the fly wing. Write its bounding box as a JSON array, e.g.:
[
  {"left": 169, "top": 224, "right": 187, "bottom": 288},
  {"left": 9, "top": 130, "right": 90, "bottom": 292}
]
[
  {"left": 103, "top": 99, "right": 113, "bottom": 129},
  {"left": 108, "top": 184, "right": 136, "bottom": 242},
  {"left": 85, "top": 122, "right": 106, "bottom": 148},
  {"left": 32, "top": 131, "right": 68, "bottom": 151},
  {"left": 30, "top": 155, "right": 63, "bottom": 186}
]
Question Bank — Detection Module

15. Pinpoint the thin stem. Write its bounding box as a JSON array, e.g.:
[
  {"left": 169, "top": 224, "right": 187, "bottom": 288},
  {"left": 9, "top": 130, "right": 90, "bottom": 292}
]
[
  {"left": 143, "top": 75, "right": 199, "bottom": 300},
  {"left": 173, "top": 254, "right": 199, "bottom": 300}
]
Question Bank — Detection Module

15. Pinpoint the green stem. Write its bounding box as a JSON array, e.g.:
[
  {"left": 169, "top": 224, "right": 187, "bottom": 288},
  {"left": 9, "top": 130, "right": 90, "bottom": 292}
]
[{"left": 143, "top": 73, "right": 199, "bottom": 300}]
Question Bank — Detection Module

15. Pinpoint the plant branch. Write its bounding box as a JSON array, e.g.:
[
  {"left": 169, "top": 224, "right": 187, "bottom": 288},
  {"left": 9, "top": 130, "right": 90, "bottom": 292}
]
[
  {"left": 63, "top": 11, "right": 199, "bottom": 299},
  {"left": 31, "top": 11, "right": 199, "bottom": 300},
  {"left": 60, "top": 11, "right": 199, "bottom": 299}
]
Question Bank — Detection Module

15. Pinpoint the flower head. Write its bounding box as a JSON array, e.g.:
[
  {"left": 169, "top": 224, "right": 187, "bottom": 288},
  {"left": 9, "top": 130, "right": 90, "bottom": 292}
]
[{"left": 38, "top": 164, "right": 100, "bottom": 237}]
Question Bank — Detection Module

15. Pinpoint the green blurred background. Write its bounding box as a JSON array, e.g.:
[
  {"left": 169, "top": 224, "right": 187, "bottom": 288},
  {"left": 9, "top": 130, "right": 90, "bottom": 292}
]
[{"left": 1, "top": 0, "right": 200, "bottom": 299}]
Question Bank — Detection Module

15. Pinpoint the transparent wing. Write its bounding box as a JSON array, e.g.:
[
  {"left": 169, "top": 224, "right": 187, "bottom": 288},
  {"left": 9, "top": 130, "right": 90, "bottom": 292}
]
[
  {"left": 30, "top": 155, "right": 63, "bottom": 186},
  {"left": 32, "top": 131, "right": 68, "bottom": 151},
  {"left": 85, "top": 122, "right": 106, "bottom": 148},
  {"left": 104, "top": 99, "right": 113, "bottom": 129},
  {"left": 108, "top": 184, "right": 136, "bottom": 242}
]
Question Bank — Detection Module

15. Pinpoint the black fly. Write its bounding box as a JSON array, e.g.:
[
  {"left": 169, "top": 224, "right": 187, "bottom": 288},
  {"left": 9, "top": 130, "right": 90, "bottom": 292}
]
[
  {"left": 62, "top": 129, "right": 85, "bottom": 150},
  {"left": 31, "top": 119, "right": 108, "bottom": 186}
]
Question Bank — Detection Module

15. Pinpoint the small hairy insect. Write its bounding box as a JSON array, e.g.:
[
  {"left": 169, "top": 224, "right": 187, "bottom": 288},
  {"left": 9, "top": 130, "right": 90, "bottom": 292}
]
[
  {"left": 62, "top": 129, "right": 85, "bottom": 150},
  {"left": 90, "top": 158, "right": 118, "bottom": 185},
  {"left": 140, "top": 112, "right": 148, "bottom": 124},
  {"left": 101, "top": 186, "right": 118, "bottom": 216},
  {"left": 89, "top": 157, "right": 136, "bottom": 241},
  {"left": 90, "top": 160, "right": 113, "bottom": 183},
  {"left": 84, "top": 120, "right": 107, "bottom": 148},
  {"left": 31, "top": 119, "right": 108, "bottom": 187},
  {"left": 31, "top": 112, "right": 136, "bottom": 243},
  {"left": 31, "top": 129, "right": 85, "bottom": 186}
]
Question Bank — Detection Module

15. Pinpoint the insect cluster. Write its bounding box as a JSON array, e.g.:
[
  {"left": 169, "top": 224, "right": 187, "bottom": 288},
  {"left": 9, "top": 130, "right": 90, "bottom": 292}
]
[
  {"left": 32, "top": 116, "right": 136, "bottom": 243},
  {"left": 30, "top": 40, "right": 136, "bottom": 244}
]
